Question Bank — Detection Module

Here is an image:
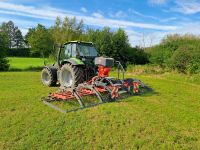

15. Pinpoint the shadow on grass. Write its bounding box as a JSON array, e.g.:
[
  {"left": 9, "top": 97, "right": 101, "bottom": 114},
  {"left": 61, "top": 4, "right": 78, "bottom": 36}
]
[
  {"left": 113, "top": 86, "right": 158, "bottom": 104},
  {"left": 139, "top": 86, "right": 159, "bottom": 97},
  {"left": 8, "top": 66, "right": 43, "bottom": 72},
  {"left": 139, "top": 90, "right": 159, "bottom": 97}
]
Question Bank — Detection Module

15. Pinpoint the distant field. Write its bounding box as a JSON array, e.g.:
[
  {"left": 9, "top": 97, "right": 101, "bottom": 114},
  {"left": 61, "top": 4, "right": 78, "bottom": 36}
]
[
  {"left": 7, "top": 57, "right": 53, "bottom": 70},
  {"left": 0, "top": 72, "right": 200, "bottom": 149},
  {"left": 8, "top": 57, "right": 44, "bottom": 70}
]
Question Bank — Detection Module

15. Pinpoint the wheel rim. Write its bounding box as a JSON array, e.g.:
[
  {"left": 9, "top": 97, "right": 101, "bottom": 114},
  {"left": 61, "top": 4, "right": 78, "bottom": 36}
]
[
  {"left": 42, "top": 71, "right": 50, "bottom": 84},
  {"left": 61, "top": 69, "right": 73, "bottom": 87}
]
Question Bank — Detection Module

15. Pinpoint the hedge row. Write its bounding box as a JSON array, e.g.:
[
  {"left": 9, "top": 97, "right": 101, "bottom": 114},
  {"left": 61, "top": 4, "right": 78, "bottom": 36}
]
[
  {"left": 6, "top": 48, "right": 41, "bottom": 57},
  {"left": 7, "top": 48, "right": 30, "bottom": 57}
]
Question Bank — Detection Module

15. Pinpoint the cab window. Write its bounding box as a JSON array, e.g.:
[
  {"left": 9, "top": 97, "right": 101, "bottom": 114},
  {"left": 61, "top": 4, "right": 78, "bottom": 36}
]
[
  {"left": 64, "top": 44, "right": 71, "bottom": 58},
  {"left": 77, "top": 44, "right": 98, "bottom": 57},
  {"left": 71, "top": 44, "right": 77, "bottom": 57}
]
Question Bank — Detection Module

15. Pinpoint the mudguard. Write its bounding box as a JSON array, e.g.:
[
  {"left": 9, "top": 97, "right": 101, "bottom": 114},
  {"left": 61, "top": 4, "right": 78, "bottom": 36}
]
[
  {"left": 44, "top": 65, "right": 58, "bottom": 71},
  {"left": 64, "top": 58, "right": 85, "bottom": 66}
]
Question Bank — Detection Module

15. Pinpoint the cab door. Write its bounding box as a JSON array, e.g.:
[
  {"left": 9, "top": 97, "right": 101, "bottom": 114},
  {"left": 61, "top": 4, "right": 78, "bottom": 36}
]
[{"left": 63, "top": 44, "right": 72, "bottom": 59}]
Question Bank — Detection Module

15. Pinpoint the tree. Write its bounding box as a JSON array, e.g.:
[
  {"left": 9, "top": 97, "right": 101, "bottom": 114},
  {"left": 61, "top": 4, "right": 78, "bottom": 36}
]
[
  {"left": 1, "top": 21, "right": 24, "bottom": 48},
  {"left": 87, "top": 27, "right": 113, "bottom": 55},
  {"left": 27, "top": 24, "right": 54, "bottom": 57},
  {"left": 50, "top": 16, "right": 85, "bottom": 45},
  {"left": 24, "top": 28, "right": 35, "bottom": 46},
  {"left": 0, "top": 26, "right": 9, "bottom": 71},
  {"left": 15, "top": 29, "right": 24, "bottom": 48},
  {"left": 112, "top": 28, "right": 130, "bottom": 66},
  {"left": 87, "top": 27, "right": 148, "bottom": 66}
]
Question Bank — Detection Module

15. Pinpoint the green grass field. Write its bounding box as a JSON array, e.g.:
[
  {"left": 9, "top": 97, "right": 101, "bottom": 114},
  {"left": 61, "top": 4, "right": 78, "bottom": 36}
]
[
  {"left": 1, "top": 70, "right": 200, "bottom": 149},
  {"left": 7, "top": 57, "right": 51, "bottom": 71}
]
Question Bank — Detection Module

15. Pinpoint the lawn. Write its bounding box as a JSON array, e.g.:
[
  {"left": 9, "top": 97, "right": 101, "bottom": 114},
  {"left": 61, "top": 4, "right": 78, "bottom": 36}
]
[
  {"left": 7, "top": 57, "right": 52, "bottom": 71},
  {"left": 0, "top": 71, "right": 200, "bottom": 149}
]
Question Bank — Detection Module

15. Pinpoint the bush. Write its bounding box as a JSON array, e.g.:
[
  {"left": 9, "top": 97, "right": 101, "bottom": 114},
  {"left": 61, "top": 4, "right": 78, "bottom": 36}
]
[
  {"left": 170, "top": 46, "right": 191, "bottom": 72},
  {"left": 170, "top": 44, "right": 200, "bottom": 73},
  {"left": 125, "top": 47, "right": 149, "bottom": 65},
  {"left": 0, "top": 58, "right": 9, "bottom": 71},
  {"left": 148, "top": 34, "right": 200, "bottom": 74},
  {"left": 148, "top": 45, "right": 172, "bottom": 67},
  {"left": 127, "top": 64, "right": 166, "bottom": 75},
  {"left": 0, "top": 31, "right": 9, "bottom": 71},
  {"left": 188, "top": 60, "right": 200, "bottom": 74}
]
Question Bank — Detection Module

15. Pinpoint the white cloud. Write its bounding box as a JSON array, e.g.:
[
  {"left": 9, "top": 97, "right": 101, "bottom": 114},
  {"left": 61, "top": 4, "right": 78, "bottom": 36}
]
[
  {"left": 0, "top": 9, "right": 51, "bottom": 20},
  {"left": 0, "top": 1, "right": 177, "bottom": 31},
  {"left": 171, "top": 0, "right": 200, "bottom": 14},
  {"left": 125, "top": 29, "right": 167, "bottom": 47},
  {"left": 128, "top": 9, "right": 177, "bottom": 23},
  {"left": 80, "top": 7, "right": 87, "bottom": 13},
  {"left": 149, "top": 0, "right": 167, "bottom": 5},
  {"left": 127, "top": 22, "right": 200, "bottom": 47},
  {"left": 0, "top": 2, "right": 76, "bottom": 20},
  {"left": 174, "top": 22, "right": 200, "bottom": 35},
  {"left": 92, "top": 12, "right": 104, "bottom": 18},
  {"left": 128, "top": 8, "right": 158, "bottom": 20},
  {"left": 109, "top": 11, "right": 127, "bottom": 18},
  {"left": 160, "top": 17, "right": 177, "bottom": 22}
]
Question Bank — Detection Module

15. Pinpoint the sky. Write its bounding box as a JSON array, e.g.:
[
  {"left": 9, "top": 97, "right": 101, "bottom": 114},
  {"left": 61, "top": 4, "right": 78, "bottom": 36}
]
[{"left": 0, "top": 0, "right": 200, "bottom": 47}]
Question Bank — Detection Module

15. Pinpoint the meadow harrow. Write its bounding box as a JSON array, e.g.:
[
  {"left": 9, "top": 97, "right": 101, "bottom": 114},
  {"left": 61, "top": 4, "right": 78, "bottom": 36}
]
[{"left": 42, "top": 57, "right": 150, "bottom": 113}]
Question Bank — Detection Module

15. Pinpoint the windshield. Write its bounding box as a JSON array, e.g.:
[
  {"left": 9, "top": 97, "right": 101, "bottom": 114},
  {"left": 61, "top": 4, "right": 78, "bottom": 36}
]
[{"left": 77, "top": 44, "right": 98, "bottom": 57}]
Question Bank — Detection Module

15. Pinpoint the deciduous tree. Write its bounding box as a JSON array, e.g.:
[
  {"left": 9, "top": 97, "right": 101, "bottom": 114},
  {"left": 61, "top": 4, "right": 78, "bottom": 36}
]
[
  {"left": 27, "top": 24, "right": 54, "bottom": 57},
  {"left": 0, "top": 26, "right": 9, "bottom": 71}
]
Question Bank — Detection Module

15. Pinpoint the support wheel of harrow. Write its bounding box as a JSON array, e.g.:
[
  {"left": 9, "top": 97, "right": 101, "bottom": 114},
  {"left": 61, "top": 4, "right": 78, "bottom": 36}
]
[
  {"left": 41, "top": 67, "right": 57, "bottom": 86},
  {"left": 60, "top": 64, "right": 84, "bottom": 88}
]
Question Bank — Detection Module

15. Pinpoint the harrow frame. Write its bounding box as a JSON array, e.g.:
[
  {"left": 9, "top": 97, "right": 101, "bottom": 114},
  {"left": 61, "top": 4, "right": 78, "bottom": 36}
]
[{"left": 42, "top": 75, "right": 148, "bottom": 113}]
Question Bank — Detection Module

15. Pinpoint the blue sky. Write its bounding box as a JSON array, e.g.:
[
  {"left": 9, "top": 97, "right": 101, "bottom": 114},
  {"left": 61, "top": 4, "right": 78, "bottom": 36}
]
[{"left": 0, "top": 0, "right": 200, "bottom": 46}]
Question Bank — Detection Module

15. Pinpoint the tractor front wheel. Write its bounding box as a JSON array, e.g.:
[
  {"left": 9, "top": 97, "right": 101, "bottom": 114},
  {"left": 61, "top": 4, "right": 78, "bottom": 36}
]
[
  {"left": 41, "top": 67, "right": 57, "bottom": 86},
  {"left": 60, "top": 64, "right": 84, "bottom": 88}
]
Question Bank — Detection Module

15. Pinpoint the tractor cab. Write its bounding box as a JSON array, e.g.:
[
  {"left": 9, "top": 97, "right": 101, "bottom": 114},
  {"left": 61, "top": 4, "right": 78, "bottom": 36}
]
[{"left": 58, "top": 41, "right": 98, "bottom": 66}]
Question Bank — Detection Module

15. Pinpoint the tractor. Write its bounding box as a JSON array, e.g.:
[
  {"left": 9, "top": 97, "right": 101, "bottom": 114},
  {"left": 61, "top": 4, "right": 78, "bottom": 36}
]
[
  {"left": 41, "top": 41, "right": 150, "bottom": 113},
  {"left": 41, "top": 41, "right": 98, "bottom": 88}
]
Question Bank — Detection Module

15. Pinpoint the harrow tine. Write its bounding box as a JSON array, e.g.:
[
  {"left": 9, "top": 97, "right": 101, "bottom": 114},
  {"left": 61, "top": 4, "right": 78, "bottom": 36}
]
[
  {"left": 73, "top": 89, "right": 85, "bottom": 108},
  {"left": 42, "top": 98, "right": 105, "bottom": 114},
  {"left": 92, "top": 87, "right": 104, "bottom": 103},
  {"left": 43, "top": 100, "right": 67, "bottom": 114}
]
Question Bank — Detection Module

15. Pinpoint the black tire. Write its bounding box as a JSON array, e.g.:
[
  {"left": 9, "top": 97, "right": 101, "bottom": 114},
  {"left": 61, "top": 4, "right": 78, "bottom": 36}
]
[
  {"left": 41, "top": 67, "right": 57, "bottom": 86},
  {"left": 60, "top": 64, "right": 84, "bottom": 88}
]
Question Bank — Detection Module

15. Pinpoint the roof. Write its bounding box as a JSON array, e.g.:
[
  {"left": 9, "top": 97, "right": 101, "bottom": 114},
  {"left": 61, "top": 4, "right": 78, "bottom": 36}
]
[{"left": 64, "top": 41, "right": 93, "bottom": 45}]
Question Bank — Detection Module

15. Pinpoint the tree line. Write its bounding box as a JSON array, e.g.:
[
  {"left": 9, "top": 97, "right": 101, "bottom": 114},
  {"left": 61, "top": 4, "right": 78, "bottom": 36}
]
[
  {"left": 0, "top": 17, "right": 148, "bottom": 70},
  {"left": 1, "top": 17, "right": 199, "bottom": 74}
]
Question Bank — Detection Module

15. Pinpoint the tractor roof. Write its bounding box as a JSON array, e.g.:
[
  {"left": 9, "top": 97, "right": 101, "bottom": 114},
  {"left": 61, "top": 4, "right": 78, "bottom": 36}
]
[{"left": 64, "top": 41, "right": 93, "bottom": 45}]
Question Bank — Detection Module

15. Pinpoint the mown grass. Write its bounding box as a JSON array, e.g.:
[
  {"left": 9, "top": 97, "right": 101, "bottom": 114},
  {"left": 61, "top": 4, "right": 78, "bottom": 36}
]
[{"left": 0, "top": 72, "right": 200, "bottom": 149}]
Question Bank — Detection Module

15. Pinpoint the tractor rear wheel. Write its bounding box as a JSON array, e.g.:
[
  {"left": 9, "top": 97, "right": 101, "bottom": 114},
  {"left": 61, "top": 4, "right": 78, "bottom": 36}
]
[
  {"left": 41, "top": 67, "right": 57, "bottom": 86},
  {"left": 60, "top": 64, "right": 84, "bottom": 88}
]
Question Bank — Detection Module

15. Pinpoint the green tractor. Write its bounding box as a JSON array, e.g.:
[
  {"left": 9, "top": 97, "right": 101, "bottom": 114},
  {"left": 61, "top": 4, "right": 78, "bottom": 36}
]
[{"left": 41, "top": 41, "right": 98, "bottom": 88}]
